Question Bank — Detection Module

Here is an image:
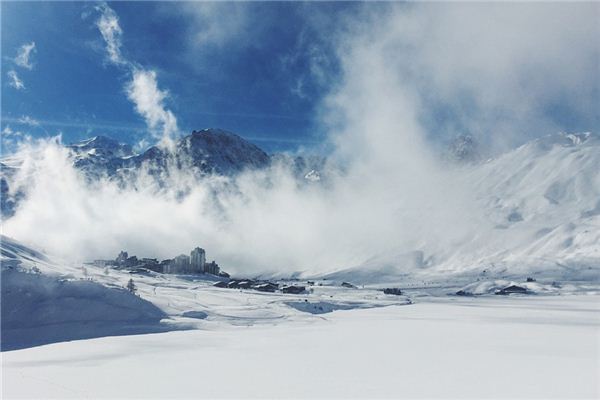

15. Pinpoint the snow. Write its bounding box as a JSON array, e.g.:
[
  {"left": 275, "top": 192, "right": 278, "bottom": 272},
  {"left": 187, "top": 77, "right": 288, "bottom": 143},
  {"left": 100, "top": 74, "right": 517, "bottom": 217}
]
[
  {"left": 0, "top": 235, "right": 410, "bottom": 349},
  {"left": 0, "top": 236, "right": 176, "bottom": 351},
  {"left": 325, "top": 132, "right": 600, "bottom": 281},
  {"left": 1, "top": 268, "right": 174, "bottom": 351},
  {"left": 2, "top": 130, "right": 600, "bottom": 396},
  {"left": 304, "top": 169, "right": 321, "bottom": 181},
  {"left": 3, "top": 131, "right": 600, "bottom": 279},
  {"left": 2, "top": 236, "right": 599, "bottom": 397},
  {"left": 3, "top": 295, "right": 598, "bottom": 399}
]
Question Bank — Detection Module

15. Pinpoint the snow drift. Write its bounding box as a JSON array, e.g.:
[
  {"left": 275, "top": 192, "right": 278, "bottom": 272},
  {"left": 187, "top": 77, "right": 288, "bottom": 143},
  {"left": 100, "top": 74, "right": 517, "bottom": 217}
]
[{"left": 1, "top": 236, "right": 172, "bottom": 351}]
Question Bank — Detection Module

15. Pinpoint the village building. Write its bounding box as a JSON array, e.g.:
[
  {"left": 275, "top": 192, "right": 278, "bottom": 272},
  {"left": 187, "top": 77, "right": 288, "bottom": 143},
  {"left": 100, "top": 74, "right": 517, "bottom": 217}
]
[
  {"left": 165, "top": 254, "right": 190, "bottom": 274},
  {"left": 103, "top": 246, "right": 225, "bottom": 276},
  {"left": 204, "top": 260, "right": 220, "bottom": 275},
  {"left": 190, "top": 247, "right": 206, "bottom": 274}
]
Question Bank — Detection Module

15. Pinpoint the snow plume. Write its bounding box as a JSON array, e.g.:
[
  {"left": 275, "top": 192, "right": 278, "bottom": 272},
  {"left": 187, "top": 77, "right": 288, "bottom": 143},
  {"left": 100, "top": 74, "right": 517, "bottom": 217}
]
[
  {"left": 95, "top": 3, "right": 125, "bottom": 66},
  {"left": 126, "top": 69, "right": 178, "bottom": 147},
  {"left": 14, "top": 42, "right": 36, "bottom": 70},
  {"left": 3, "top": 3, "right": 598, "bottom": 277},
  {"left": 93, "top": 3, "right": 178, "bottom": 146}
]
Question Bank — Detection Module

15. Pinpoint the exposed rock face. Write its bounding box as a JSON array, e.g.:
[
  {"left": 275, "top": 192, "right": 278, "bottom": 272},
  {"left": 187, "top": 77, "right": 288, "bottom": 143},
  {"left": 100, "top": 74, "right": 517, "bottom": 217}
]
[
  {"left": 176, "top": 129, "right": 270, "bottom": 175},
  {"left": 447, "top": 134, "right": 481, "bottom": 164},
  {"left": 0, "top": 162, "right": 23, "bottom": 218},
  {"left": 271, "top": 153, "right": 327, "bottom": 181},
  {"left": 65, "top": 129, "right": 272, "bottom": 180},
  {"left": 67, "top": 135, "right": 135, "bottom": 178}
]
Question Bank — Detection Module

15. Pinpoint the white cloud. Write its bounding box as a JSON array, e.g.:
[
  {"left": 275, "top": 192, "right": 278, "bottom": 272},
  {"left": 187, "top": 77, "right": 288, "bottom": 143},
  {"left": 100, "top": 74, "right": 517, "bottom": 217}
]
[
  {"left": 179, "top": 2, "right": 250, "bottom": 48},
  {"left": 2, "top": 125, "right": 20, "bottom": 137},
  {"left": 282, "top": 33, "right": 335, "bottom": 100},
  {"left": 93, "top": 3, "right": 178, "bottom": 145},
  {"left": 95, "top": 3, "right": 126, "bottom": 66},
  {"left": 126, "top": 69, "right": 178, "bottom": 145},
  {"left": 333, "top": 3, "right": 600, "bottom": 151},
  {"left": 1, "top": 125, "right": 32, "bottom": 153},
  {"left": 17, "top": 115, "right": 40, "bottom": 127},
  {"left": 14, "top": 42, "right": 36, "bottom": 70},
  {"left": 7, "top": 70, "right": 25, "bottom": 90}
]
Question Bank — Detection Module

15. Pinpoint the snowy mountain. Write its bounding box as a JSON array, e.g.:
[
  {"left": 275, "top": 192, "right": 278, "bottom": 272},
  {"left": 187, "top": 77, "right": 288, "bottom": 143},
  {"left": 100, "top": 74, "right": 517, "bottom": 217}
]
[
  {"left": 68, "top": 135, "right": 135, "bottom": 159},
  {"left": 271, "top": 152, "right": 327, "bottom": 181},
  {"left": 0, "top": 128, "right": 323, "bottom": 217},
  {"left": 332, "top": 132, "right": 600, "bottom": 281},
  {"left": 2, "top": 130, "right": 599, "bottom": 282},
  {"left": 67, "top": 135, "right": 136, "bottom": 179},
  {"left": 175, "top": 129, "right": 271, "bottom": 174},
  {"left": 66, "top": 128, "right": 323, "bottom": 182},
  {"left": 66, "top": 129, "right": 271, "bottom": 180},
  {"left": 124, "top": 128, "right": 271, "bottom": 180}
]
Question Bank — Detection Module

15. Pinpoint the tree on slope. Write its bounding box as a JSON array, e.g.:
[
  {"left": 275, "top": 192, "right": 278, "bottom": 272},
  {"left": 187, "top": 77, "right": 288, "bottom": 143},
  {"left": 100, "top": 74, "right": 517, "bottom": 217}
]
[{"left": 127, "top": 279, "right": 136, "bottom": 294}]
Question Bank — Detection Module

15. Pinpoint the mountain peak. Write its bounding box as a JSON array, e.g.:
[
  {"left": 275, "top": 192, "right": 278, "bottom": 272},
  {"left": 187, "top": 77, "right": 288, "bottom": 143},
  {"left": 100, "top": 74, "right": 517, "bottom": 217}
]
[
  {"left": 71, "top": 135, "right": 120, "bottom": 147},
  {"left": 177, "top": 128, "right": 270, "bottom": 174},
  {"left": 68, "top": 135, "right": 134, "bottom": 157},
  {"left": 189, "top": 128, "right": 251, "bottom": 146},
  {"left": 192, "top": 128, "right": 237, "bottom": 136}
]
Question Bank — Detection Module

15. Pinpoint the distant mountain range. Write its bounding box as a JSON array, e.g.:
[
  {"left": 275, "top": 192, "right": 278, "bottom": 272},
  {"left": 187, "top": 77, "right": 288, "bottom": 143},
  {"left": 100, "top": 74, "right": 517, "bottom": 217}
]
[
  {"left": 1, "top": 128, "right": 326, "bottom": 217},
  {"left": 1, "top": 130, "right": 599, "bottom": 280},
  {"left": 69, "top": 128, "right": 274, "bottom": 179}
]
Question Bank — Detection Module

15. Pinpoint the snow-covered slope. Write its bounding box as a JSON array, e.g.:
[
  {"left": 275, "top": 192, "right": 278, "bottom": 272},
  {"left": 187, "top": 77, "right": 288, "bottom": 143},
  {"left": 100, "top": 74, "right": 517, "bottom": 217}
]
[
  {"left": 0, "top": 236, "right": 171, "bottom": 350},
  {"left": 0, "top": 235, "right": 412, "bottom": 350},
  {"left": 327, "top": 132, "right": 600, "bottom": 282},
  {"left": 446, "top": 132, "right": 600, "bottom": 276}
]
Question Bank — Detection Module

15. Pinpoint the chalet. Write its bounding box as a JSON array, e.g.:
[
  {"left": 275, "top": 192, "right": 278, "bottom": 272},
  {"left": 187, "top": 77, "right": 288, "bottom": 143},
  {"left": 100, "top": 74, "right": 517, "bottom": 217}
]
[
  {"left": 237, "top": 280, "right": 254, "bottom": 289},
  {"left": 383, "top": 288, "right": 403, "bottom": 295},
  {"left": 227, "top": 280, "right": 241, "bottom": 289},
  {"left": 218, "top": 271, "right": 230, "bottom": 278},
  {"left": 253, "top": 282, "right": 279, "bottom": 292},
  {"left": 495, "top": 285, "right": 528, "bottom": 295},
  {"left": 281, "top": 285, "right": 306, "bottom": 294},
  {"left": 455, "top": 290, "right": 474, "bottom": 296}
]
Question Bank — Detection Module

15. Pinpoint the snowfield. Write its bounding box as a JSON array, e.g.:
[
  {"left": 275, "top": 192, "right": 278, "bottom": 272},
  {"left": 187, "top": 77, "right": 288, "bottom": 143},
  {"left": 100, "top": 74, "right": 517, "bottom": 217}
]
[
  {"left": 3, "top": 295, "right": 599, "bottom": 399},
  {"left": 2, "top": 236, "right": 599, "bottom": 399}
]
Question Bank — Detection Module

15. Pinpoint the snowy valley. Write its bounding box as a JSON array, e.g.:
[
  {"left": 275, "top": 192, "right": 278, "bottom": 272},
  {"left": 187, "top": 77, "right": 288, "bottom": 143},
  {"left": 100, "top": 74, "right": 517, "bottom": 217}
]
[
  {"left": 1, "top": 130, "right": 599, "bottom": 398},
  {"left": 3, "top": 2, "right": 600, "bottom": 398}
]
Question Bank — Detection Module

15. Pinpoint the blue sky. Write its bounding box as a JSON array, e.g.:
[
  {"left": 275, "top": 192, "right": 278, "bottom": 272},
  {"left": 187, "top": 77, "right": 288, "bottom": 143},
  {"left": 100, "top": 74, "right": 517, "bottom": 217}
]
[
  {"left": 2, "top": 2, "right": 598, "bottom": 155},
  {"left": 1, "top": 2, "right": 351, "bottom": 153}
]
